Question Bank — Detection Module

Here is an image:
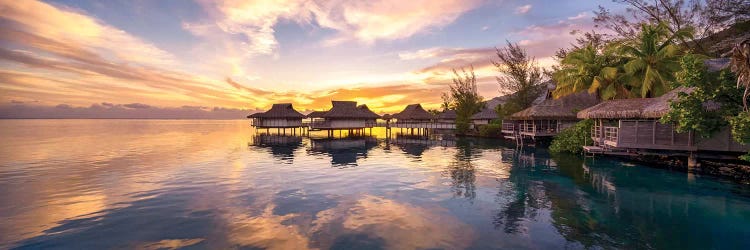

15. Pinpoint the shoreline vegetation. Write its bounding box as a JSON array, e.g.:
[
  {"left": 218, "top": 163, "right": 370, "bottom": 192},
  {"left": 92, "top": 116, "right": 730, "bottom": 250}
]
[
  {"left": 249, "top": 1, "right": 750, "bottom": 182},
  {"left": 441, "top": 1, "right": 750, "bottom": 182}
]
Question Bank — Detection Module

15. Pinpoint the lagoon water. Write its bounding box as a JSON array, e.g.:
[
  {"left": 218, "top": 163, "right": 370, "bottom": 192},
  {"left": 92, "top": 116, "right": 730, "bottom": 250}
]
[{"left": 1, "top": 119, "right": 749, "bottom": 249}]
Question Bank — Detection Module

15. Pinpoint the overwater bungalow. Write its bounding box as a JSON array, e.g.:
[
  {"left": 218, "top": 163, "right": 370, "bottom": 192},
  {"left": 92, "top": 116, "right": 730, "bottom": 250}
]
[
  {"left": 308, "top": 101, "right": 378, "bottom": 132},
  {"left": 436, "top": 109, "right": 457, "bottom": 123},
  {"left": 578, "top": 87, "right": 749, "bottom": 157},
  {"left": 503, "top": 91, "right": 599, "bottom": 138},
  {"left": 392, "top": 104, "right": 435, "bottom": 128},
  {"left": 247, "top": 103, "right": 305, "bottom": 130},
  {"left": 471, "top": 108, "right": 499, "bottom": 126}
]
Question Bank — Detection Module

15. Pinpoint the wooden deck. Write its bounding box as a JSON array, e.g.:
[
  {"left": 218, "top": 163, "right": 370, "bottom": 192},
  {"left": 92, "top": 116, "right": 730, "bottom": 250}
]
[{"left": 590, "top": 119, "right": 750, "bottom": 154}]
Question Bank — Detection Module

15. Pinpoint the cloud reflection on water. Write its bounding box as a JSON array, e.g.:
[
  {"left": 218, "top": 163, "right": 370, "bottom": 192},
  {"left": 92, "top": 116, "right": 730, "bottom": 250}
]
[{"left": 1, "top": 120, "right": 750, "bottom": 249}]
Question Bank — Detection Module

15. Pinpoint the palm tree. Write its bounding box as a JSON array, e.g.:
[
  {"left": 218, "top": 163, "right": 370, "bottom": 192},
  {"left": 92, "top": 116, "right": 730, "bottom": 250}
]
[
  {"left": 552, "top": 44, "right": 631, "bottom": 100},
  {"left": 729, "top": 39, "right": 750, "bottom": 112},
  {"left": 590, "top": 66, "right": 634, "bottom": 100},
  {"left": 619, "top": 22, "right": 691, "bottom": 98},
  {"left": 552, "top": 44, "right": 601, "bottom": 98}
]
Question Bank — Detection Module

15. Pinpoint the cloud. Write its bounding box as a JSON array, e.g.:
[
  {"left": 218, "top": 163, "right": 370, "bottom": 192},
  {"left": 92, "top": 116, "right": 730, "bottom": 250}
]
[
  {"left": 188, "top": 0, "right": 482, "bottom": 54},
  {"left": 398, "top": 47, "right": 494, "bottom": 61},
  {"left": 0, "top": 0, "right": 510, "bottom": 117},
  {"left": 515, "top": 4, "right": 532, "bottom": 14},
  {"left": 122, "top": 103, "right": 151, "bottom": 109},
  {"left": 511, "top": 16, "right": 598, "bottom": 59},
  {"left": 318, "top": 0, "right": 482, "bottom": 45},
  {"left": 568, "top": 12, "right": 588, "bottom": 20},
  {"left": 0, "top": 0, "right": 175, "bottom": 67},
  {"left": 0, "top": 102, "right": 256, "bottom": 119}
]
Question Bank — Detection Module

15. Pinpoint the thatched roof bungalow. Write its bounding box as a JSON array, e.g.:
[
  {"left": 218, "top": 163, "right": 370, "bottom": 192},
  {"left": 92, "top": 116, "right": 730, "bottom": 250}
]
[
  {"left": 392, "top": 104, "right": 438, "bottom": 128},
  {"left": 357, "top": 104, "right": 381, "bottom": 127},
  {"left": 309, "top": 101, "right": 379, "bottom": 130},
  {"left": 393, "top": 104, "right": 433, "bottom": 121},
  {"left": 577, "top": 87, "right": 716, "bottom": 119},
  {"left": 578, "top": 87, "right": 746, "bottom": 153},
  {"left": 471, "top": 108, "right": 499, "bottom": 125},
  {"left": 436, "top": 110, "right": 457, "bottom": 123},
  {"left": 305, "top": 111, "right": 328, "bottom": 119},
  {"left": 247, "top": 103, "right": 305, "bottom": 128},
  {"left": 504, "top": 91, "right": 599, "bottom": 137}
]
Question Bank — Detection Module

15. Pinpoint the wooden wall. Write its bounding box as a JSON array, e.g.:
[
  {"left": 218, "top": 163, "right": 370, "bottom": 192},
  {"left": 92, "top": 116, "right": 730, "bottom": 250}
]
[
  {"left": 253, "top": 118, "right": 302, "bottom": 128},
  {"left": 611, "top": 120, "right": 749, "bottom": 152}
]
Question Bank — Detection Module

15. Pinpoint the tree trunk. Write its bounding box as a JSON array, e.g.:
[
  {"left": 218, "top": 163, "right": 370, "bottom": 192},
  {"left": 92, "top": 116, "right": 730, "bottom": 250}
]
[{"left": 744, "top": 86, "right": 749, "bottom": 112}]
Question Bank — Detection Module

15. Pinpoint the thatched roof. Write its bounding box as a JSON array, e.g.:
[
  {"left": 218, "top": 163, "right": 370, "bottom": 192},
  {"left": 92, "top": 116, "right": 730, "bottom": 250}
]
[
  {"left": 576, "top": 98, "right": 654, "bottom": 119},
  {"left": 485, "top": 80, "right": 555, "bottom": 109},
  {"left": 306, "top": 111, "right": 328, "bottom": 118},
  {"left": 317, "top": 101, "right": 378, "bottom": 119},
  {"left": 436, "top": 109, "right": 457, "bottom": 120},
  {"left": 471, "top": 108, "right": 498, "bottom": 120},
  {"left": 577, "top": 87, "right": 718, "bottom": 119},
  {"left": 247, "top": 103, "right": 304, "bottom": 119},
  {"left": 508, "top": 91, "right": 599, "bottom": 120},
  {"left": 381, "top": 114, "right": 392, "bottom": 120},
  {"left": 393, "top": 104, "right": 433, "bottom": 120},
  {"left": 357, "top": 104, "right": 382, "bottom": 119}
]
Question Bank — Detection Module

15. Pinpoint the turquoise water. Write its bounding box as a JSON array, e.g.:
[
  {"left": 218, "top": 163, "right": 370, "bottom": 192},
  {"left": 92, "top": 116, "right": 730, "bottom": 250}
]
[{"left": 0, "top": 120, "right": 749, "bottom": 249}]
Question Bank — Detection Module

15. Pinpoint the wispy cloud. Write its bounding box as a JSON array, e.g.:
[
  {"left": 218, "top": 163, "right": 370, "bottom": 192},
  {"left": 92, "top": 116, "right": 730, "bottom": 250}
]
[
  {"left": 0, "top": 0, "right": 613, "bottom": 118},
  {"left": 0, "top": 0, "right": 459, "bottom": 113},
  {"left": 568, "top": 12, "right": 588, "bottom": 20},
  {"left": 0, "top": 1, "right": 175, "bottom": 67},
  {"left": 185, "top": 0, "right": 482, "bottom": 62},
  {"left": 515, "top": 4, "right": 532, "bottom": 15}
]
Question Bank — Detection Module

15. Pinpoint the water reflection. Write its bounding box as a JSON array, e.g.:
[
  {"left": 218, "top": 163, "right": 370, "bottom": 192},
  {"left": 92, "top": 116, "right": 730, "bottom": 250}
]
[
  {"left": 249, "top": 134, "right": 303, "bottom": 164},
  {"left": 308, "top": 137, "right": 378, "bottom": 167},
  {"left": 389, "top": 134, "right": 456, "bottom": 158},
  {"left": 1, "top": 121, "right": 749, "bottom": 249}
]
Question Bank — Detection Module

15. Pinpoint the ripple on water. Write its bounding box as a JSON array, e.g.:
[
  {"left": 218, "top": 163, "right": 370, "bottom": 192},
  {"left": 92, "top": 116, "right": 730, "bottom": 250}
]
[{"left": 1, "top": 120, "right": 749, "bottom": 249}]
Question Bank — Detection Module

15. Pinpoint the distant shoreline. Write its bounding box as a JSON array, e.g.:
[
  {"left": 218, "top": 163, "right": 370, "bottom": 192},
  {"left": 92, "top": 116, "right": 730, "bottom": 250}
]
[{"left": 0, "top": 118, "right": 248, "bottom": 120}]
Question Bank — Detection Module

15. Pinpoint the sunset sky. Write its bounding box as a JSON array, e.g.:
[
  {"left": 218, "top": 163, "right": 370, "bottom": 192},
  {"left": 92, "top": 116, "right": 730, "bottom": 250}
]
[{"left": 0, "top": 0, "right": 621, "bottom": 117}]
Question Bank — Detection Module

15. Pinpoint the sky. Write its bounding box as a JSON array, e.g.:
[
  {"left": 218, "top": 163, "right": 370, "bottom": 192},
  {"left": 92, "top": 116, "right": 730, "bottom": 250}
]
[{"left": 0, "top": 0, "right": 621, "bottom": 118}]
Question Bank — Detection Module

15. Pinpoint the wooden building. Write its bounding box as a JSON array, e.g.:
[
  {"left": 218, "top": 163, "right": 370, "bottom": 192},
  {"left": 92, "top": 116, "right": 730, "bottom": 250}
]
[
  {"left": 247, "top": 103, "right": 305, "bottom": 128},
  {"left": 503, "top": 91, "right": 599, "bottom": 138},
  {"left": 308, "top": 101, "right": 378, "bottom": 131},
  {"left": 471, "top": 108, "right": 499, "bottom": 125},
  {"left": 436, "top": 110, "right": 457, "bottom": 123},
  {"left": 357, "top": 104, "right": 381, "bottom": 128},
  {"left": 392, "top": 104, "right": 435, "bottom": 128},
  {"left": 578, "top": 87, "right": 749, "bottom": 155}
]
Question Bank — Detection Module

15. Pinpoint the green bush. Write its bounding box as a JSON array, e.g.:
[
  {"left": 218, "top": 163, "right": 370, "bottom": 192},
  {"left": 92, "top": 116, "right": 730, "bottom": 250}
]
[
  {"left": 479, "top": 124, "right": 503, "bottom": 137},
  {"left": 550, "top": 119, "right": 594, "bottom": 154},
  {"left": 730, "top": 112, "right": 750, "bottom": 161},
  {"left": 455, "top": 116, "right": 471, "bottom": 134}
]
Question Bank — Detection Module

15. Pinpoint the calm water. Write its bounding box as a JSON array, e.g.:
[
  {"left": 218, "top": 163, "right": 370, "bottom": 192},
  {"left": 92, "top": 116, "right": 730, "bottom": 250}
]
[{"left": 1, "top": 120, "right": 749, "bottom": 249}]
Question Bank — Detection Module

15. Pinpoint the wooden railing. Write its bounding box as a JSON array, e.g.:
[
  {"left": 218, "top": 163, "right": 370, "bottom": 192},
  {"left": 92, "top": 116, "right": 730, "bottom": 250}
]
[
  {"left": 309, "top": 121, "right": 332, "bottom": 129},
  {"left": 604, "top": 126, "right": 618, "bottom": 145},
  {"left": 391, "top": 122, "right": 455, "bottom": 129},
  {"left": 591, "top": 125, "right": 602, "bottom": 139},
  {"left": 501, "top": 123, "right": 515, "bottom": 132},
  {"left": 519, "top": 122, "right": 559, "bottom": 135}
]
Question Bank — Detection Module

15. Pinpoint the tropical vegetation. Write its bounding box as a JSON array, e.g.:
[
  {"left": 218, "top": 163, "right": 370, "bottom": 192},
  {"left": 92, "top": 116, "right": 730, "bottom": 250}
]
[
  {"left": 442, "top": 67, "right": 484, "bottom": 134},
  {"left": 549, "top": 119, "right": 594, "bottom": 154},
  {"left": 439, "top": 0, "right": 750, "bottom": 159}
]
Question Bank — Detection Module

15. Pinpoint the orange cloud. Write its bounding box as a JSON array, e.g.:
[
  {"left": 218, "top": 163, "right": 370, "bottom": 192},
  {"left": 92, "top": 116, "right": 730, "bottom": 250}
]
[
  {"left": 190, "top": 0, "right": 482, "bottom": 54},
  {"left": 0, "top": 0, "right": 507, "bottom": 118}
]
